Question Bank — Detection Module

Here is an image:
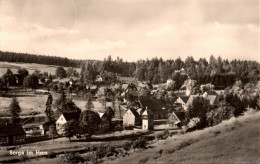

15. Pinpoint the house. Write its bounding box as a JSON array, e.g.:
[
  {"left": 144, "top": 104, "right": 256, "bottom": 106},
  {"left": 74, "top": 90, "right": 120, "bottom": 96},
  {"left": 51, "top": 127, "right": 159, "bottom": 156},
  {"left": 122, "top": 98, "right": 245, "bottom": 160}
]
[
  {"left": 185, "top": 95, "right": 219, "bottom": 110},
  {"left": 0, "top": 124, "right": 26, "bottom": 145},
  {"left": 39, "top": 121, "right": 56, "bottom": 136},
  {"left": 168, "top": 111, "right": 186, "bottom": 128},
  {"left": 97, "top": 111, "right": 111, "bottom": 133},
  {"left": 122, "top": 83, "right": 137, "bottom": 91},
  {"left": 178, "top": 86, "right": 186, "bottom": 93},
  {"left": 174, "top": 68, "right": 189, "bottom": 77},
  {"left": 69, "top": 78, "right": 75, "bottom": 87},
  {"left": 56, "top": 112, "right": 80, "bottom": 134},
  {"left": 206, "top": 95, "right": 219, "bottom": 106},
  {"left": 138, "top": 98, "right": 168, "bottom": 120},
  {"left": 202, "top": 90, "right": 218, "bottom": 97},
  {"left": 142, "top": 108, "right": 154, "bottom": 130},
  {"left": 175, "top": 96, "right": 189, "bottom": 108},
  {"left": 123, "top": 108, "right": 142, "bottom": 128},
  {"left": 95, "top": 75, "right": 103, "bottom": 82}
]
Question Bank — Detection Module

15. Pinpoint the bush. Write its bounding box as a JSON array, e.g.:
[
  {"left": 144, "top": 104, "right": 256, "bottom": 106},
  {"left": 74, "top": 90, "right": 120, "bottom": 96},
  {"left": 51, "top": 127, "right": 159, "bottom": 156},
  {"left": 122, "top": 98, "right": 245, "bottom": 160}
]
[
  {"left": 156, "top": 130, "right": 170, "bottom": 140},
  {"left": 84, "top": 152, "right": 97, "bottom": 163},
  {"left": 185, "top": 117, "right": 202, "bottom": 132},
  {"left": 62, "top": 153, "right": 85, "bottom": 163},
  {"left": 47, "top": 152, "right": 56, "bottom": 159},
  {"left": 95, "top": 145, "right": 107, "bottom": 158},
  {"left": 243, "top": 108, "right": 258, "bottom": 115},
  {"left": 133, "top": 137, "right": 147, "bottom": 150},
  {"left": 95, "top": 145, "right": 118, "bottom": 158},
  {"left": 122, "top": 141, "right": 132, "bottom": 151},
  {"left": 207, "top": 106, "right": 234, "bottom": 126}
]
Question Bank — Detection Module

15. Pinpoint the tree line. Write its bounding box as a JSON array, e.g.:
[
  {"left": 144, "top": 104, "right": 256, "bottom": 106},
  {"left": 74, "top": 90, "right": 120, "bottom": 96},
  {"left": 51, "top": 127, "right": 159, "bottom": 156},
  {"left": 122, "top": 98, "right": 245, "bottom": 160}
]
[
  {"left": 1, "top": 50, "right": 259, "bottom": 88},
  {"left": 0, "top": 51, "right": 82, "bottom": 68}
]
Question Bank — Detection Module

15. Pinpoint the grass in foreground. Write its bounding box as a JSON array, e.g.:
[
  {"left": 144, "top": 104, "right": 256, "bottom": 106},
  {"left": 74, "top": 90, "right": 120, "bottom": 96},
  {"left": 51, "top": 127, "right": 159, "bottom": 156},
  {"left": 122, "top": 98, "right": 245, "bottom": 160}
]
[{"left": 110, "top": 112, "right": 260, "bottom": 163}]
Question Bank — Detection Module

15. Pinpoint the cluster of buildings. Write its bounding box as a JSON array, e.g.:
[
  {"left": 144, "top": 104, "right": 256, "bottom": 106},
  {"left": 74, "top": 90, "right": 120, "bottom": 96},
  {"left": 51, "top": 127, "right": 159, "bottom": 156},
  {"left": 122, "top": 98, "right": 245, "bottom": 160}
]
[{"left": 0, "top": 68, "right": 223, "bottom": 145}]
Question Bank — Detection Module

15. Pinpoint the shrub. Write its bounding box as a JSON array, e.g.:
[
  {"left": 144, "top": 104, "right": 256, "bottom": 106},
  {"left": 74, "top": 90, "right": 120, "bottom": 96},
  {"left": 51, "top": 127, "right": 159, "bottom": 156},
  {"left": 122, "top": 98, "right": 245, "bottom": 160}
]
[
  {"left": 186, "top": 117, "right": 200, "bottom": 132},
  {"left": 243, "top": 108, "right": 258, "bottom": 115},
  {"left": 122, "top": 141, "right": 132, "bottom": 151},
  {"left": 47, "top": 152, "right": 56, "bottom": 159},
  {"left": 133, "top": 137, "right": 147, "bottom": 150},
  {"left": 105, "top": 145, "right": 118, "bottom": 157},
  {"left": 95, "top": 145, "right": 118, "bottom": 158},
  {"left": 207, "top": 106, "right": 234, "bottom": 126},
  {"left": 95, "top": 145, "right": 107, "bottom": 158},
  {"left": 62, "top": 153, "right": 85, "bottom": 163},
  {"left": 156, "top": 130, "right": 170, "bottom": 140},
  {"left": 84, "top": 152, "right": 97, "bottom": 163}
]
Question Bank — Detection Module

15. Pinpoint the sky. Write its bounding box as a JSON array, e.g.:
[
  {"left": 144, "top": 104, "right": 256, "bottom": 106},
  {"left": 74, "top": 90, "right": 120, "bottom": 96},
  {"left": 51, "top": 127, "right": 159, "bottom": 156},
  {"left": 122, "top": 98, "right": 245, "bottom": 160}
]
[{"left": 0, "top": 0, "right": 259, "bottom": 62}]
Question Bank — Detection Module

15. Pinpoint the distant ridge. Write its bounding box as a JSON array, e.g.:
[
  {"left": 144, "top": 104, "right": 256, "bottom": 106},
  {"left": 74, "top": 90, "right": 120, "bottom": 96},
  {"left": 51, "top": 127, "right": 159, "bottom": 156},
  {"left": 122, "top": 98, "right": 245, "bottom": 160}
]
[{"left": 0, "top": 51, "right": 84, "bottom": 68}]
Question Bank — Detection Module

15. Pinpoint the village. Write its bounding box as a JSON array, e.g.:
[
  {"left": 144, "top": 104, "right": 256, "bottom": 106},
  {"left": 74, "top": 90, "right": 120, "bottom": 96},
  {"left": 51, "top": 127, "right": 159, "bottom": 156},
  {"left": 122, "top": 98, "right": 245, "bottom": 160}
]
[
  {"left": 0, "top": 56, "right": 259, "bottom": 163},
  {"left": 0, "top": 65, "right": 224, "bottom": 145}
]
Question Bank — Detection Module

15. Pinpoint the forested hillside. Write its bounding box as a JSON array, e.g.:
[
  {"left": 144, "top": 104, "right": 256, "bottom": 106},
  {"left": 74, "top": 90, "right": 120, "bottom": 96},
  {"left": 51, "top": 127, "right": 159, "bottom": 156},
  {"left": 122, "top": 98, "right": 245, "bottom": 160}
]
[
  {"left": 0, "top": 51, "right": 82, "bottom": 68},
  {"left": 82, "top": 55, "right": 260, "bottom": 89},
  {"left": 0, "top": 51, "right": 259, "bottom": 88}
]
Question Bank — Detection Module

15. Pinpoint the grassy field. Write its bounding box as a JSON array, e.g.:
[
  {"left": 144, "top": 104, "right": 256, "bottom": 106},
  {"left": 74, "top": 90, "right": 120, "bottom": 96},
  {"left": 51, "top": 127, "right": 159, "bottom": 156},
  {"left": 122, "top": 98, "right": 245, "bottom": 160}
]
[
  {"left": 0, "top": 94, "right": 48, "bottom": 117},
  {"left": 0, "top": 61, "right": 81, "bottom": 76},
  {"left": 0, "top": 91, "right": 115, "bottom": 117},
  {"left": 109, "top": 112, "right": 260, "bottom": 163}
]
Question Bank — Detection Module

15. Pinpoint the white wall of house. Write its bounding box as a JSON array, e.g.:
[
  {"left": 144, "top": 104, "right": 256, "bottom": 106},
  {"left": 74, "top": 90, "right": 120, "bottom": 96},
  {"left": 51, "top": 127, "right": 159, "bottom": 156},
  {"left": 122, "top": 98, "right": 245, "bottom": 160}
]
[
  {"left": 123, "top": 110, "right": 136, "bottom": 127},
  {"left": 55, "top": 115, "right": 67, "bottom": 131}
]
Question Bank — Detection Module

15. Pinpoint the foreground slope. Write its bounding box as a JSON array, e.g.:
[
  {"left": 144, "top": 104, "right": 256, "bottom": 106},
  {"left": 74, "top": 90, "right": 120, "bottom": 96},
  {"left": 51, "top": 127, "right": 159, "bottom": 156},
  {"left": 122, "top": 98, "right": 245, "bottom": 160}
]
[{"left": 111, "top": 112, "right": 260, "bottom": 163}]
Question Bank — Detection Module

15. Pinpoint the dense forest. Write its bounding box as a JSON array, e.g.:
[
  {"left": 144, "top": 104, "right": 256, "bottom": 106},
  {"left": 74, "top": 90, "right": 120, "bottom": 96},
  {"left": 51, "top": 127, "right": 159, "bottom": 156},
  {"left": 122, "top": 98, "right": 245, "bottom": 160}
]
[
  {"left": 0, "top": 51, "right": 259, "bottom": 88},
  {"left": 0, "top": 51, "right": 82, "bottom": 67},
  {"left": 86, "top": 55, "right": 260, "bottom": 89}
]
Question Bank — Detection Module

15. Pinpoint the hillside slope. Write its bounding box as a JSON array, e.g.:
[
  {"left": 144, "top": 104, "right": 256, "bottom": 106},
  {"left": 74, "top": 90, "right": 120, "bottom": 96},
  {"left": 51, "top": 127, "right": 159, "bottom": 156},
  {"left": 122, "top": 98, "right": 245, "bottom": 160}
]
[{"left": 111, "top": 112, "right": 260, "bottom": 163}]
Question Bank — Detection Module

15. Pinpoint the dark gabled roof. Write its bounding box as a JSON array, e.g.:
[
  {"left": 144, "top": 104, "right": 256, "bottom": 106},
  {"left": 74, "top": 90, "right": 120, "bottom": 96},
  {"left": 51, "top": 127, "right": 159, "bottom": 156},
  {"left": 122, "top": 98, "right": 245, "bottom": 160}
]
[
  {"left": 62, "top": 112, "right": 80, "bottom": 121},
  {"left": 179, "top": 96, "right": 189, "bottom": 103},
  {"left": 0, "top": 124, "right": 26, "bottom": 137},
  {"left": 174, "top": 111, "right": 186, "bottom": 123},
  {"left": 129, "top": 108, "right": 140, "bottom": 117},
  {"left": 206, "top": 90, "right": 218, "bottom": 95},
  {"left": 139, "top": 98, "right": 166, "bottom": 113}
]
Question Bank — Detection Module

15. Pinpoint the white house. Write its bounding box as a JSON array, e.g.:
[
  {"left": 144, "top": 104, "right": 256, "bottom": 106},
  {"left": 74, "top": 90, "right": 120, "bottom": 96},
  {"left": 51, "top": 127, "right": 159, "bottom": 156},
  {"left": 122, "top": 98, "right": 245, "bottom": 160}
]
[
  {"left": 175, "top": 96, "right": 189, "bottom": 109},
  {"left": 123, "top": 108, "right": 141, "bottom": 127},
  {"left": 142, "top": 108, "right": 154, "bottom": 131},
  {"left": 95, "top": 75, "right": 103, "bottom": 82},
  {"left": 56, "top": 112, "right": 80, "bottom": 134}
]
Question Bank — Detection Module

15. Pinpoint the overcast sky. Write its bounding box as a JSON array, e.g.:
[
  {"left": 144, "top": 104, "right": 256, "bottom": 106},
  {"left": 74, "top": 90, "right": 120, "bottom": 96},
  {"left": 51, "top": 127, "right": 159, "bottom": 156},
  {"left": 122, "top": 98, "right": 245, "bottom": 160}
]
[{"left": 0, "top": 0, "right": 259, "bottom": 62}]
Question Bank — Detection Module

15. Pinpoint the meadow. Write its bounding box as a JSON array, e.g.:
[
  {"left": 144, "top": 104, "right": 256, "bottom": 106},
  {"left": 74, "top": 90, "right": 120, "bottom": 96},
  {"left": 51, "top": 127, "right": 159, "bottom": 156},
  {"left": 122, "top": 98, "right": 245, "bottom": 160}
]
[{"left": 0, "top": 61, "right": 81, "bottom": 76}]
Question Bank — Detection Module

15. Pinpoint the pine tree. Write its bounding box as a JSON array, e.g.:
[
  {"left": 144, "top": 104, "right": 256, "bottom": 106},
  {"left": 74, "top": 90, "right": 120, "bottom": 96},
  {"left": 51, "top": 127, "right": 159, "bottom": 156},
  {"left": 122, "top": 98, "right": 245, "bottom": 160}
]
[
  {"left": 9, "top": 97, "right": 21, "bottom": 124},
  {"left": 85, "top": 93, "right": 94, "bottom": 111},
  {"left": 257, "top": 95, "right": 260, "bottom": 110},
  {"left": 54, "top": 91, "right": 67, "bottom": 117},
  {"left": 45, "top": 94, "right": 54, "bottom": 122}
]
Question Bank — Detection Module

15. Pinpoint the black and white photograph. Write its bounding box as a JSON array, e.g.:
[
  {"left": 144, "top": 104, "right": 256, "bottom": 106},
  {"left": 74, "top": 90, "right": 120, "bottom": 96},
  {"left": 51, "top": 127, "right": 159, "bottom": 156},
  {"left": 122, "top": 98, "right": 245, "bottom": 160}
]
[{"left": 0, "top": 0, "right": 259, "bottom": 163}]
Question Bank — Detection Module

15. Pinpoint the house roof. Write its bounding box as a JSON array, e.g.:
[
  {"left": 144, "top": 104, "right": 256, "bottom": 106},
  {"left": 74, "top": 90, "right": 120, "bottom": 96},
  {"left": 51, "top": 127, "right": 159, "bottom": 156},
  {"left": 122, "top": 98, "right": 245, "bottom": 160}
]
[
  {"left": 122, "top": 84, "right": 130, "bottom": 90},
  {"left": 207, "top": 95, "right": 218, "bottom": 105},
  {"left": 62, "top": 112, "right": 80, "bottom": 121},
  {"left": 186, "top": 95, "right": 218, "bottom": 107},
  {"left": 139, "top": 98, "right": 166, "bottom": 113},
  {"left": 128, "top": 108, "right": 140, "bottom": 117},
  {"left": 0, "top": 124, "right": 26, "bottom": 137},
  {"left": 174, "top": 111, "right": 186, "bottom": 123},
  {"left": 185, "top": 95, "right": 199, "bottom": 108},
  {"left": 179, "top": 96, "right": 189, "bottom": 103},
  {"left": 204, "top": 90, "right": 218, "bottom": 95}
]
